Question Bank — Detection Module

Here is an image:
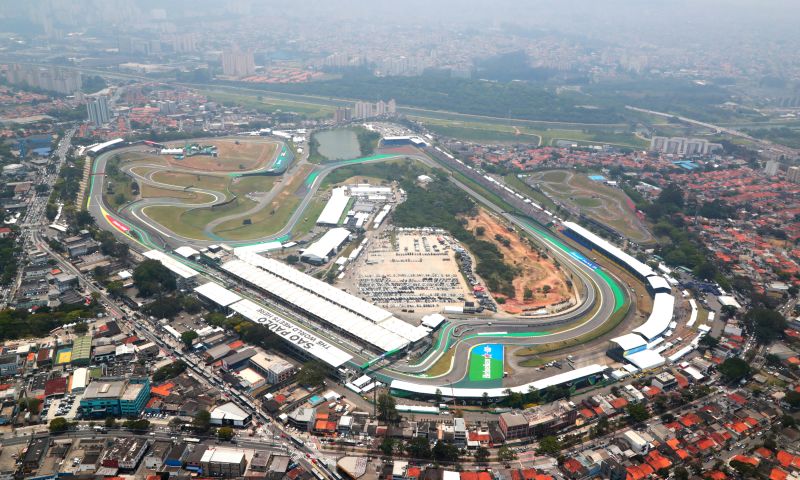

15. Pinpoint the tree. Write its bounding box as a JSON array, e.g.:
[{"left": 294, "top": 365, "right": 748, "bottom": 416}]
[
  {"left": 73, "top": 322, "right": 88, "bottom": 334},
  {"left": 377, "top": 393, "right": 398, "bottom": 423},
  {"left": 123, "top": 419, "right": 150, "bottom": 432},
  {"left": 432, "top": 441, "right": 460, "bottom": 463},
  {"left": 536, "top": 436, "right": 562, "bottom": 456},
  {"left": 296, "top": 361, "right": 328, "bottom": 387},
  {"left": 498, "top": 446, "right": 517, "bottom": 463},
  {"left": 627, "top": 403, "right": 651, "bottom": 423},
  {"left": 406, "top": 436, "right": 431, "bottom": 460},
  {"left": 193, "top": 410, "right": 211, "bottom": 433},
  {"left": 153, "top": 360, "right": 187, "bottom": 382},
  {"left": 106, "top": 280, "right": 125, "bottom": 298},
  {"left": 380, "top": 437, "right": 395, "bottom": 456},
  {"left": 218, "top": 426, "right": 235, "bottom": 441},
  {"left": 133, "top": 259, "right": 177, "bottom": 297},
  {"left": 719, "top": 357, "right": 751, "bottom": 383},
  {"left": 721, "top": 305, "right": 738, "bottom": 319},
  {"left": 481, "top": 391, "right": 489, "bottom": 407},
  {"left": 181, "top": 330, "right": 198, "bottom": 350},
  {"left": 673, "top": 466, "right": 689, "bottom": 480},
  {"left": 474, "top": 446, "right": 490, "bottom": 464},
  {"left": 475, "top": 226, "right": 485, "bottom": 236},
  {"left": 743, "top": 308, "right": 787, "bottom": 344},
  {"left": 785, "top": 390, "right": 800, "bottom": 409},
  {"left": 104, "top": 416, "right": 117, "bottom": 428},
  {"left": 434, "top": 389, "right": 442, "bottom": 403},
  {"left": 49, "top": 417, "right": 70, "bottom": 433}
]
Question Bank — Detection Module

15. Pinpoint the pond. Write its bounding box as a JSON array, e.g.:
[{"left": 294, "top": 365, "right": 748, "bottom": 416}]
[{"left": 315, "top": 129, "right": 361, "bottom": 160}]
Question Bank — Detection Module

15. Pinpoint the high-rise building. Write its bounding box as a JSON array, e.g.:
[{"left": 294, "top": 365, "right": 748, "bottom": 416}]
[
  {"left": 353, "top": 99, "right": 397, "bottom": 119},
  {"left": 787, "top": 166, "right": 800, "bottom": 183},
  {"left": 334, "top": 107, "right": 352, "bottom": 124},
  {"left": 5, "top": 64, "right": 81, "bottom": 95},
  {"left": 764, "top": 160, "right": 780, "bottom": 177},
  {"left": 221, "top": 49, "right": 256, "bottom": 78},
  {"left": 87, "top": 96, "right": 111, "bottom": 126}
]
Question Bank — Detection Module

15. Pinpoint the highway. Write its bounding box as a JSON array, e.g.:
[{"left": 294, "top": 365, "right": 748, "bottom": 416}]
[{"left": 85, "top": 137, "right": 627, "bottom": 394}]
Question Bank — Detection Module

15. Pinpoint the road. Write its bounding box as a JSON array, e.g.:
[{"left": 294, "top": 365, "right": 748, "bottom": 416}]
[{"left": 6, "top": 128, "right": 75, "bottom": 306}]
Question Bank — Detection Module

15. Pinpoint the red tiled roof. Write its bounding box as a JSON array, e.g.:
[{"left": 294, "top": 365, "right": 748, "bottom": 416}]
[
  {"left": 407, "top": 467, "right": 421, "bottom": 479},
  {"left": 562, "top": 458, "right": 583, "bottom": 474},
  {"left": 728, "top": 393, "right": 747, "bottom": 405},
  {"left": 706, "top": 471, "right": 727, "bottom": 480},
  {"left": 646, "top": 450, "right": 672, "bottom": 470},
  {"left": 777, "top": 451, "right": 795, "bottom": 468},
  {"left": 460, "top": 472, "right": 479, "bottom": 480},
  {"left": 755, "top": 447, "right": 773, "bottom": 458},
  {"left": 611, "top": 397, "right": 629, "bottom": 409},
  {"left": 696, "top": 438, "right": 716, "bottom": 451},
  {"left": 770, "top": 468, "right": 788, "bottom": 480}
]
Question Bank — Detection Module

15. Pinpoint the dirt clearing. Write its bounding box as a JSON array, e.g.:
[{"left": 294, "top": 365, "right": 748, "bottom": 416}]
[{"left": 465, "top": 209, "right": 574, "bottom": 315}]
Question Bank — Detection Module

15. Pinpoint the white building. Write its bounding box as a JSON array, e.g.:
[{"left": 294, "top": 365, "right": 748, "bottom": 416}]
[
  {"left": 300, "top": 228, "right": 351, "bottom": 264},
  {"left": 210, "top": 401, "right": 251, "bottom": 427}
]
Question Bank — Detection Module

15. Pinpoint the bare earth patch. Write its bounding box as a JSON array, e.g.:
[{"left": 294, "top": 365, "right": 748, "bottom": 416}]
[{"left": 465, "top": 209, "right": 574, "bottom": 315}]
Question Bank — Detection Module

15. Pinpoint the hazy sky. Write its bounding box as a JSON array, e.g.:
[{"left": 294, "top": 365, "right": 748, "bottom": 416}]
[{"left": 1, "top": 0, "right": 797, "bottom": 52}]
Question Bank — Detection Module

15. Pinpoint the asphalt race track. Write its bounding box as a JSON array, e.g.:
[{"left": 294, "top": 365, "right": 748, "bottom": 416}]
[{"left": 87, "top": 142, "right": 627, "bottom": 389}]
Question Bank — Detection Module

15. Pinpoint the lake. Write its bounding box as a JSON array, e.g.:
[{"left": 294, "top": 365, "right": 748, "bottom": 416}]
[{"left": 315, "top": 129, "right": 361, "bottom": 161}]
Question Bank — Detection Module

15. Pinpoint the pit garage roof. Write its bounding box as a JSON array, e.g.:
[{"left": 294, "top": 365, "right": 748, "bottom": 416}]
[
  {"left": 632, "top": 293, "right": 675, "bottom": 342},
  {"left": 228, "top": 298, "right": 353, "bottom": 367},
  {"left": 390, "top": 364, "right": 607, "bottom": 398},
  {"left": 317, "top": 187, "right": 350, "bottom": 226},
  {"left": 562, "top": 221, "right": 655, "bottom": 279},
  {"left": 194, "top": 282, "right": 242, "bottom": 308},
  {"left": 142, "top": 250, "right": 198, "bottom": 279},
  {"left": 235, "top": 252, "right": 394, "bottom": 323},
  {"left": 223, "top": 259, "right": 411, "bottom": 353},
  {"left": 611, "top": 333, "right": 648, "bottom": 352},
  {"left": 647, "top": 276, "right": 671, "bottom": 292},
  {"left": 626, "top": 349, "right": 666, "bottom": 370}
]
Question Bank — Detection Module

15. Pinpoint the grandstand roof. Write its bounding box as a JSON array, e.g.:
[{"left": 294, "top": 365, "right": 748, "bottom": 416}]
[
  {"left": 611, "top": 333, "right": 648, "bottom": 352},
  {"left": 562, "top": 221, "right": 655, "bottom": 278},
  {"left": 626, "top": 349, "right": 666, "bottom": 370},
  {"left": 390, "top": 364, "right": 607, "bottom": 398},
  {"left": 632, "top": 293, "right": 675, "bottom": 341},
  {"left": 228, "top": 298, "right": 352, "bottom": 367},
  {"left": 647, "top": 276, "right": 671, "bottom": 292}
]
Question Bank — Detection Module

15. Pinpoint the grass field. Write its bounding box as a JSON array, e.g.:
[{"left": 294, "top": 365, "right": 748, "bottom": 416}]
[
  {"left": 290, "top": 196, "right": 327, "bottom": 239},
  {"left": 201, "top": 89, "right": 333, "bottom": 118},
  {"left": 144, "top": 206, "right": 206, "bottom": 239},
  {"left": 524, "top": 169, "right": 652, "bottom": 243},
  {"left": 212, "top": 164, "right": 314, "bottom": 240},
  {"left": 413, "top": 116, "right": 649, "bottom": 148}
]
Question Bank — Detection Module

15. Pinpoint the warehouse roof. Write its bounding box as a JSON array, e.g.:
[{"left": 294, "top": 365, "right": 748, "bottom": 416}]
[
  {"left": 194, "top": 282, "right": 242, "bottom": 307},
  {"left": 562, "top": 221, "right": 655, "bottom": 279},
  {"left": 632, "top": 293, "right": 675, "bottom": 341},
  {"left": 316, "top": 187, "right": 350, "bottom": 226},
  {"left": 142, "top": 250, "right": 198, "bottom": 279},
  {"left": 228, "top": 298, "right": 353, "bottom": 367},
  {"left": 210, "top": 402, "right": 249, "bottom": 423},
  {"left": 301, "top": 227, "right": 351, "bottom": 262}
]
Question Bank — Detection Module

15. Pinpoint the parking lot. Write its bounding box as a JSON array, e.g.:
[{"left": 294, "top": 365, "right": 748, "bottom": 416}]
[{"left": 344, "top": 229, "right": 476, "bottom": 316}]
